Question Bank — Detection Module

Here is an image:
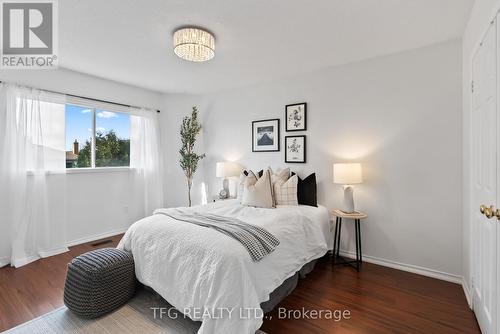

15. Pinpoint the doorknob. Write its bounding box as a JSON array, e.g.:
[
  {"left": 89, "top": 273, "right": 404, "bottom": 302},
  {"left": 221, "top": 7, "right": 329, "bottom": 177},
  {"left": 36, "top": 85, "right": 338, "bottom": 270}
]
[
  {"left": 479, "top": 205, "right": 497, "bottom": 219},
  {"left": 495, "top": 208, "right": 500, "bottom": 220}
]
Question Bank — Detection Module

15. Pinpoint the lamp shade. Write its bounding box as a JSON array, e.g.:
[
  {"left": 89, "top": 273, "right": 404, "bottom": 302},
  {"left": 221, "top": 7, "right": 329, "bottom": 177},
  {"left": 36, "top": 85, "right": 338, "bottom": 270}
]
[
  {"left": 216, "top": 162, "right": 241, "bottom": 178},
  {"left": 333, "top": 163, "right": 363, "bottom": 185}
]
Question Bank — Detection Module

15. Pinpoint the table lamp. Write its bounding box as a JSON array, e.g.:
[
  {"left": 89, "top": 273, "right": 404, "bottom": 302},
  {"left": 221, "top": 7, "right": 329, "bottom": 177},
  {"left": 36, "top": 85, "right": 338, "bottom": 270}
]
[
  {"left": 216, "top": 162, "right": 241, "bottom": 199},
  {"left": 333, "top": 163, "right": 363, "bottom": 213}
]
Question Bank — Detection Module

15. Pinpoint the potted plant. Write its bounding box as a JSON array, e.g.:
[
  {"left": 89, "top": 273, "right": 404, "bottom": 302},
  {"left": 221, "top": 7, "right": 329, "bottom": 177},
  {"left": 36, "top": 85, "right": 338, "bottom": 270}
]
[{"left": 179, "top": 106, "right": 205, "bottom": 207}]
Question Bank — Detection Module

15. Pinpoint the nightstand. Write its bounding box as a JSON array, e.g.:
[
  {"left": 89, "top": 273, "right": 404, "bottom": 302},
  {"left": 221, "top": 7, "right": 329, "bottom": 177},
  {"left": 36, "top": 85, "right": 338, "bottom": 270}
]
[
  {"left": 212, "top": 196, "right": 236, "bottom": 202},
  {"left": 331, "top": 209, "right": 367, "bottom": 271}
]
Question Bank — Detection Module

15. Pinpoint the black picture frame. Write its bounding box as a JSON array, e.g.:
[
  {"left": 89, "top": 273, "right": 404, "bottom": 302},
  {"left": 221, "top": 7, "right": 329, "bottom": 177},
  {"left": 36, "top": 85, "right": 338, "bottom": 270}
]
[
  {"left": 252, "top": 118, "right": 280, "bottom": 152},
  {"left": 285, "top": 135, "right": 306, "bottom": 163},
  {"left": 285, "top": 102, "right": 307, "bottom": 131}
]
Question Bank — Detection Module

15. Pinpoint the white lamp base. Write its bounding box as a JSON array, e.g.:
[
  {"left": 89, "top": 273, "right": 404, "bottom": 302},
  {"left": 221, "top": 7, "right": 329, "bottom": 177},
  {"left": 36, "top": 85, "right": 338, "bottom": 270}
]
[
  {"left": 341, "top": 185, "right": 355, "bottom": 213},
  {"left": 219, "top": 178, "right": 229, "bottom": 199}
]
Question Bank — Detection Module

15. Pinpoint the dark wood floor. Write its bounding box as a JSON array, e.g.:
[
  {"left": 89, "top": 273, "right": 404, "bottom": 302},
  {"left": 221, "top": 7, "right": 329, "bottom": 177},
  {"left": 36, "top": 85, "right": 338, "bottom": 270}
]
[
  {"left": 0, "top": 235, "right": 122, "bottom": 332},
  {"left": 0, "top": 235, "right": 480, "bottom": 334},
  {"left": 262, "top": 260, "right": 480, "bottom": 334}
]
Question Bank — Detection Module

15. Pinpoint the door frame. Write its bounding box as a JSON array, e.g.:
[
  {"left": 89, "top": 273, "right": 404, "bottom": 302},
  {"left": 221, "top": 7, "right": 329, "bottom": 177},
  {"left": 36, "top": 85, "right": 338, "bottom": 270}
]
[{"left": 469, "top": 30, "right": 483, "bottom": 314}]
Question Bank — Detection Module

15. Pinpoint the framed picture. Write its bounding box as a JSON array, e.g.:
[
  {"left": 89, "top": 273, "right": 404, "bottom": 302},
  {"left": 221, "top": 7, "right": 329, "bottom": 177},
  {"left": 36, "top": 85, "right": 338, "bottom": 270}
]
[
  {"left": 285, "top": 135, "right": 306, "bottom": 163},
  {"left": 252, "top": 118, "right": 280, "bottom": 152},
  {"left": 285, "top": 102, "right": 307, "bottom": 131}
]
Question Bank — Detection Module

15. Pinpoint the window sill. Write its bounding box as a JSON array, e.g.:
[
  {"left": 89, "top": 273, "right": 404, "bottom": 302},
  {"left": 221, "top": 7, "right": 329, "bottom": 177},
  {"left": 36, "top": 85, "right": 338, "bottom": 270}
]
[
  {"left": 26, "top": 167, "right": 134, "bottom": 176},
  {"left": 65, "top": 167, "right": 133, "bottom": 174}
]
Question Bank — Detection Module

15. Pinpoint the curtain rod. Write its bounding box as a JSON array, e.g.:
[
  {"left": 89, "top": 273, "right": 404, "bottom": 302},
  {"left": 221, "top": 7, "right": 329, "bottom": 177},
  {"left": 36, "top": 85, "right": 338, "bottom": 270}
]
[{"left": 0, "top": 80, "right": 161, "bottom": 113}]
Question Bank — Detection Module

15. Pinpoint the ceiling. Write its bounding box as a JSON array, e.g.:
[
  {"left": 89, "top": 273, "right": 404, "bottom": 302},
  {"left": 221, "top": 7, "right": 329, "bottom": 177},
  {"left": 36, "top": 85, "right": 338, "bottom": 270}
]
[{"left": 59, "top": 0, "right": 474, "bottom": 94}]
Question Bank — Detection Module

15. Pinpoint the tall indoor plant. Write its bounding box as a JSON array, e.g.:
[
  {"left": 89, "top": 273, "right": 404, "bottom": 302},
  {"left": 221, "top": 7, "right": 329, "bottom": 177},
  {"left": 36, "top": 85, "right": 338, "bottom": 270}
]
[{"left": 179, "top": 106, "right": 205, "bottom": 207}]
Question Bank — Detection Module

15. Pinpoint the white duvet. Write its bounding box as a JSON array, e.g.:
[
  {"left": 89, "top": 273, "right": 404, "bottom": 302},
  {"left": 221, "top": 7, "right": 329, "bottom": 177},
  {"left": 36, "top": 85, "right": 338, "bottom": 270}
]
[{"left": 118, "top": 200, "right": 332, "bottom": 334}]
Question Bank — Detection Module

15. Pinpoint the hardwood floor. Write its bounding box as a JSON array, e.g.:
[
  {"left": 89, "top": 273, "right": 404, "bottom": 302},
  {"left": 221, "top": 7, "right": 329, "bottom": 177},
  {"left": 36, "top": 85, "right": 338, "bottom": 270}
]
[
  {"left": 0, "top": 235, "right": 480, "bottom": 334},
  {"left": 0, "top": 235, "right": 122, "bottom": 332},
  {"left": 262, "top": 259, "right": 480, "bottom": 334}
]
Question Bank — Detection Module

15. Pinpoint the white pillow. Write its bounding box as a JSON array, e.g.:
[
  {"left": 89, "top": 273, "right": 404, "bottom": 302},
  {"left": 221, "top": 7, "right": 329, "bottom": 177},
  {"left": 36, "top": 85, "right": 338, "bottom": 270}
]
[
  {"left": 274, "top": 174, "right": 299, "bottom": 206},
  {"left": 241, "top": 170, "right": 274, "bottom": 208},
  {"left": 269, "top": 167, "right": 290, "bottom": 184},
  {"left": 237, "top": 170, "right": 265, "bottom": 201},
  {"left": 237, "top": 170, "right": 248, "bottom": 201}
]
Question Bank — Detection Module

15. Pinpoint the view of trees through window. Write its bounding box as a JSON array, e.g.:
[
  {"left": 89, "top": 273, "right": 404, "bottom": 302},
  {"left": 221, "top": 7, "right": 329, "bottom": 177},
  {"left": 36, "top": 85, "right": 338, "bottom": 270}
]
[{"left": 65, "top": 104, "right": 130, "bottom": 168}]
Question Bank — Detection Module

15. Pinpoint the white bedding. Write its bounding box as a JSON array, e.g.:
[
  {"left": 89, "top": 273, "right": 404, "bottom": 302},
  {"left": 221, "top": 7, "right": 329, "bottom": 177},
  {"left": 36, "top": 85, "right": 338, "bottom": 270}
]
[{"left": 118, "top": 200, "right": 332, "bottom": 334}]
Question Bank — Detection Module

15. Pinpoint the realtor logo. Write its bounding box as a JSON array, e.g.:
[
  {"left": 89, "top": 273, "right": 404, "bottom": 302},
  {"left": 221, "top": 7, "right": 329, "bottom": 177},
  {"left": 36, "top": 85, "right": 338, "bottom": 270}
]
[{"left": 1, "top": 0, "right": 58, "bottom": 69}]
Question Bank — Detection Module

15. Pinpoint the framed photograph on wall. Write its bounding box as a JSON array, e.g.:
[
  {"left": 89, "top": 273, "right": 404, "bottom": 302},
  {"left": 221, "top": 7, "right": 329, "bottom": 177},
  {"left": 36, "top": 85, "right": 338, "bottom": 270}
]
[
  {"left": 285, "top": 135, "right": 306, "bottom": 163},
  {"left": 285, "top": 102, "right": 307, "bottom": 131},
  {"left": 252, "top": 118, "right": 280, "bottom": 152}
]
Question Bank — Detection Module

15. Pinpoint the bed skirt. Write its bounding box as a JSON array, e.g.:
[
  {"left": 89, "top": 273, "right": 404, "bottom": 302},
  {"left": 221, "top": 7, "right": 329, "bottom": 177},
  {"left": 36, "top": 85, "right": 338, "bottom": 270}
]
[
  {"left": 260, "top": 258, "right": 318, "bottom": 313},
  {"left": 144, "top": 257, "right": 320, "bottom": 316}
]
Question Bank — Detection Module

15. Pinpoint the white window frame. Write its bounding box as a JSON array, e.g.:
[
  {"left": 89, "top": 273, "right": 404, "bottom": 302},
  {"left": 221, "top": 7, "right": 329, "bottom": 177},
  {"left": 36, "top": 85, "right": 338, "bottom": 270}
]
[
  {"left": 91, "top": 107, "right": 96, "bottom": 168},
  {"left": 65, "top": 99, "right": 131, "bottom": 170}
]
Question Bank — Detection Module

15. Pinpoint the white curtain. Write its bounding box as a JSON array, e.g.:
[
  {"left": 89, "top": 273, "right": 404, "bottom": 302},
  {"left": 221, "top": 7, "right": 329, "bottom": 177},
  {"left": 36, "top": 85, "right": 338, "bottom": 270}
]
[
  {"left": 130, "top": 108, "right": 164, "bottom": 216},
  {"left": 0, "top": 83, "right": 68, "bottom": 268}
]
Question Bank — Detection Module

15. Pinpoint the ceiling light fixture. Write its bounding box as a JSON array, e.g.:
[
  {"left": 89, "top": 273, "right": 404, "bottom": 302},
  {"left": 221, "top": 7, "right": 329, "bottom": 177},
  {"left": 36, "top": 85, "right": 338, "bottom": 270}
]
[{"left": 173, "top": 27, "right": 215, "bottom": 62}]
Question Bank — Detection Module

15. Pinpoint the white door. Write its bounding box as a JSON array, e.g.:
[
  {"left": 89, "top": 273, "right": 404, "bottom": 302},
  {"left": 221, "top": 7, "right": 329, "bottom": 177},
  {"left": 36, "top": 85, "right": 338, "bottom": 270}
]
[
  {"left": 472, "top": 19, "right": 498, "bottom": 334},
  {"left": 496, "top": 17, "right": 500, "bottom": 334}
]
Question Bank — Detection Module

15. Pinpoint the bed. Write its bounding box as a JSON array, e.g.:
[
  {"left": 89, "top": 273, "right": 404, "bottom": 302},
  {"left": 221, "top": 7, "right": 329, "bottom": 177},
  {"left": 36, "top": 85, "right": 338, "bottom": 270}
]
[{"left": 117, "top": 199, "right": 332, "bottom": 334}]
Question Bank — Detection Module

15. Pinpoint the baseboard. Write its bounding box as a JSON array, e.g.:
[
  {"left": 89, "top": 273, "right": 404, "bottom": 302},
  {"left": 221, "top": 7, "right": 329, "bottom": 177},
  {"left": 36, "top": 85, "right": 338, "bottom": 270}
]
[
  {"left": 0, "top": 256, "right": 10, "bottom": 268},
  {"left": 66, "top": 227, "right": 128, "bottom": 247},
  {"left": 339, "top": 250, "right": 462, "bottom": 284},
  {"left": 12, "top": 255, "right": 40, "bottom": 268},
  {"left": 38, "top": 246, "right": 69, "bottom": 258},
  {"left": 9, "top": 247, "right": 69, "bottom": 268},
  {"left": 462, "top": 277, "right": 473, "bottom": 309},
  {"left": 1, "top": 230, "right": 126, "bottom": 268}
]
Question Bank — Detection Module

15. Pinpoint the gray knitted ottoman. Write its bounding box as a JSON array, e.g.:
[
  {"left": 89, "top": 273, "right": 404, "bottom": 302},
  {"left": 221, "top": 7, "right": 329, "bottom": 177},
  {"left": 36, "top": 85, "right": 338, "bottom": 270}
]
[{"left": 63, "top": 247, "right": 136, "bottom": 318}]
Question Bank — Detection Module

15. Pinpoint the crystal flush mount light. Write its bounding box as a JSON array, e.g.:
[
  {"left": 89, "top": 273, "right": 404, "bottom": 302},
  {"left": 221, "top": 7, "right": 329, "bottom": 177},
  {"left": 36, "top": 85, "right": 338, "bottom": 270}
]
[{"left": 173, "top": 27, "right": 215, "bottom": 62}]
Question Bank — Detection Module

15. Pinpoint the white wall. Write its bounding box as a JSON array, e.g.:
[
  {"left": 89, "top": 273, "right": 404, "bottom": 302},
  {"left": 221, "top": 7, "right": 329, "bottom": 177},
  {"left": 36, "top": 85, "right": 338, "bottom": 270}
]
[
  {"left": 62, "top": 170, "right": 145, "bottom": 245},
  {"left": 462, "top": 0, "right": 500, "bottom": 301},
  {"left": 0, "top": 68, "right": 163, "bottom": 255},
  {"left": 200, "top": 40, "right": 463, "bottom": 278},
  {"left": 0, "top": 68, "right": 163, "bottom": 110}
]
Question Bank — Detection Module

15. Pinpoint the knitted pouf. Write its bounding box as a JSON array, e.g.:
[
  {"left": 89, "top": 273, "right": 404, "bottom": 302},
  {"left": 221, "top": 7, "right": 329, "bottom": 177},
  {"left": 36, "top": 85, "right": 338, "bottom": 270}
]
[{"left": 63, "top": 247, "right": 136, "bottom": 318}]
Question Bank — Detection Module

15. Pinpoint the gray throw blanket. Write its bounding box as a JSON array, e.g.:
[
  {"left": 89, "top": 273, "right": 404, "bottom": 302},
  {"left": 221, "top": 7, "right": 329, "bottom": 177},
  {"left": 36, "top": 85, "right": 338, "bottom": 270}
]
[{"left": 154, "top": 209, "right": 280, "bottom": 262}]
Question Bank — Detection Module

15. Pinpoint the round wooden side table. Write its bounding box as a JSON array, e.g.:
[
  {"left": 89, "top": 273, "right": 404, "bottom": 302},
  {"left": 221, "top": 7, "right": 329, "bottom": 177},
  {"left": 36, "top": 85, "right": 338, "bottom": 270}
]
[{"left": 331, "top": 209, "right": 367, "bottom": 271}]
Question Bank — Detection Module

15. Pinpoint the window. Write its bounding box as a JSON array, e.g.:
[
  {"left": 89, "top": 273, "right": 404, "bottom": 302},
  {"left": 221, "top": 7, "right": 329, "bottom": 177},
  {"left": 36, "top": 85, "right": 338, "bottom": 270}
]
[
  {"left": 65, "top": 104, "right": 92, "bottom": 168},
  {"left": 65, "top": 104, "right": 130, "bottom": 168}
]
